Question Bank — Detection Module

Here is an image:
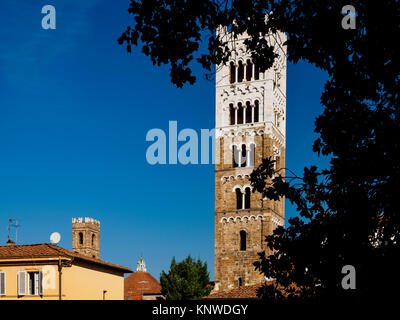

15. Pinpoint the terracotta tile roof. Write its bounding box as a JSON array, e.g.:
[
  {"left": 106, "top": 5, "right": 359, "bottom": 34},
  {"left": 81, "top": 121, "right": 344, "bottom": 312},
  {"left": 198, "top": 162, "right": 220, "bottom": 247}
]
[
  {"left": 205, "top": 283, "right": 261, "bottom": 299},
  {"left": 124, "top": 271, "right": 162, "bottom": 300},
  {"left": 0, "top": 243, "right": 132, "bottom": 273},
  {"left": 205, "top": 280, "right": 303, "bottom": 299}
]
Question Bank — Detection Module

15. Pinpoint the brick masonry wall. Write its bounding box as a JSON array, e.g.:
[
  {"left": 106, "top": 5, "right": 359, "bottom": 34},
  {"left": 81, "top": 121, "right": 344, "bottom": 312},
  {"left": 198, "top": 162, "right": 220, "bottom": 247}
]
[
  {"left": 214, "top": 131, "right": 285, "bottom": 292},
  {"left": 214, "top": 30, "right": 286, "bottom": 292}
]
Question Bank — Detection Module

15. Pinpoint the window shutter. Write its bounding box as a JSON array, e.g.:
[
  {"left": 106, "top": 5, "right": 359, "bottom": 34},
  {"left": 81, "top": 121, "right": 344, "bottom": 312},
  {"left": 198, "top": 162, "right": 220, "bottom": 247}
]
[
  {"left": 28, "top": 272, "right": 32, "bottom": 295},
  {"left": 38, "top": 271, "right": 43, "bottom": 295},
  {"left": 0, "top": 272, "right": 5, "bottom": 296},
  {"left": 34, "top": 272, "right": 39, "bottom": 295},
  {"left": 18, "top": 271, "right": 26, "bottom": 296}
]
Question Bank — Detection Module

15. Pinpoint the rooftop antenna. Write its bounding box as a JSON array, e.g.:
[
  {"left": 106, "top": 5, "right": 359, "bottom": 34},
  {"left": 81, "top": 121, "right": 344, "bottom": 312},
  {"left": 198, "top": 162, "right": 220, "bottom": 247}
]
[{"left": 8, "top": 219, "right": 19, "bottom": 244}]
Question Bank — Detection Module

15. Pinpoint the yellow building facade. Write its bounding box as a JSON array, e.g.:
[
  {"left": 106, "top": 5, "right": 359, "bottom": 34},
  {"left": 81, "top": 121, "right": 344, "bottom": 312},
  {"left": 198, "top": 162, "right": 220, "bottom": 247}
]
[
  {"left": 0, "top": 243, "right": 131, "bottom": 300},
  {"left": 0, "top": 217, "right": 132, "bottom": 300}
]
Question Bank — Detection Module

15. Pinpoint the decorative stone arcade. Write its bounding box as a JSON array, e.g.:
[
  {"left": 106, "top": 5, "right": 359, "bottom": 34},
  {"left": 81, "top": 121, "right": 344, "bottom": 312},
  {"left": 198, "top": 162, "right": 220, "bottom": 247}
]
[{"left": 214, "top": 30, "right": 287, "bottom": 292}]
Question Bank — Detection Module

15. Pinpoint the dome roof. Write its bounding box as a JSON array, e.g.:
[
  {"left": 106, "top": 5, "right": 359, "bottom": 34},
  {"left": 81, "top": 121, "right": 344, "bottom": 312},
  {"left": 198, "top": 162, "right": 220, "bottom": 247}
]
[{"left": 124, "top": 257, "right": 161, "bottom": 300}]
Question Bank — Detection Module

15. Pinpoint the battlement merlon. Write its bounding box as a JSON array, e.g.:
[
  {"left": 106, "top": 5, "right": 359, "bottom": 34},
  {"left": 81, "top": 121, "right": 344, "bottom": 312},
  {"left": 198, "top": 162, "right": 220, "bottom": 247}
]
[{"left": 72, "top": 217, "right": 100, "bottom": 226}]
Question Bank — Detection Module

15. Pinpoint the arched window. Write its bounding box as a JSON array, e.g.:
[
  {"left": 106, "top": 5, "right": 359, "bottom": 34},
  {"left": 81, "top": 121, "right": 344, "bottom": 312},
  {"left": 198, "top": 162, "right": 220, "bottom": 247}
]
[
  {"left": 241, "top": 144, "right": 247, "bottom": 167},
  {"left": 230, "top": 62, "right": 236, "bottom": 84},
  {"left": 236, "top": 188, "right": 243, "bottom": 210},
  {"left": 249, "top": 143, "right": 255, "bottom": 167},
  {"left": 237, "top": 103, "right": 243, "bottom": 124},
  {"left": 254, "top": 63, "right": 259, "bottom": 80},
  {"left": 246, "top": 59, "right": 253, "bottom": 81},
  {"left": 238, "top": 61, "right": 244, "bottom": 82},
  {"left": 233, "top": 145, "right": 239, "bottom": 168},
  {"left": 244, "top": 187, "right": 251, "bottom": 209},
  {"left": 92, "top": 234, "right": 95, "bottom": 247},
  {"left": 229, "top": 103, "right": 235, "bottom": 125},
  {"left": 238, "top": 277, "right": 243, "bottom": 287},
  {"left": 245, "top": 101, "right": 252, "bottom": 123},
  {"left": 79, "top": 232, "right": 83, "bottom": 245},
  {"left": 254, "top": 100, "right": 259, "bottom": 122},
  {"left": 240, "top": 230, "right": 247, "bottom": 251}
]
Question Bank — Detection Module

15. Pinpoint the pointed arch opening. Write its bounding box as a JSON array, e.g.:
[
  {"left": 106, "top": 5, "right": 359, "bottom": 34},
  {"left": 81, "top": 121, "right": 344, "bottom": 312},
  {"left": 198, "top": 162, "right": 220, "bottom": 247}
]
[
  {"left": 249, "top": 143, "right": 255, "bottom": 167},
  {"left": 92, "top": 234, "right": 96, "bottom": 247},
  {"left": 230, "top": 62, "right": 236, "bottom": 84},
  {"left": 236, "top": 188, "right": 243, "bottom": 210},
  {"left": 254, "top": 100, "right": 259, "bottom": 122},
  {"left": 238, "top": 61, "right": 244, "bottom": 82},
  {"left": 237, "top": 103, "right": 243, "bottom": 124},
  {"left": 244, "top": 187, "right": 251, "bottom": 209},
  {"left": 229, "top": 103, "right": 235, "bottom": 125},
  {"left": 241, "top": 144, "right": 247, "bottom": 167},
  {"left": 245, "top": 101, "right": 252, "bottom": 123},
  {"left": 240, "top": 230, "right": 247, "bottom": 251},
  {"left": 246, "top": 59, "right": 252, "bottom": 81},
  {"left": 233, "top": 145, "right": 239, "bottom": 168}
]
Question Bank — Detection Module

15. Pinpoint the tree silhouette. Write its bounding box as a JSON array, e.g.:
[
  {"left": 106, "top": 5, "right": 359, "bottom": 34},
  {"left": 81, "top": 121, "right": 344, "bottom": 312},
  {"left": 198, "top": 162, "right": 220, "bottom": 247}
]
[{"left": 119, "top": 0, "right": 400, "bottom": 300}]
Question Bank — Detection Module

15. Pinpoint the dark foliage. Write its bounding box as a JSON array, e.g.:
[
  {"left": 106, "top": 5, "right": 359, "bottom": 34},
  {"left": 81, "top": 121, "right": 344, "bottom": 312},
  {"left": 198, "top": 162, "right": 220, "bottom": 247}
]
[
  {"left": 119, "top": 0, "right": 400, "bottom": 301},
  {"left": 160, "top": 256, "right": 212, "bottom": 300}
]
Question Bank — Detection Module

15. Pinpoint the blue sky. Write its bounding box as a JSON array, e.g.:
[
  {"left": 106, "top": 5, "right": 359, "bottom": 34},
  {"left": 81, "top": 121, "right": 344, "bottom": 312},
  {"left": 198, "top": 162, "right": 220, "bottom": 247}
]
[{"left": 0, "top": 0, "right": 329, "bottom": 280}]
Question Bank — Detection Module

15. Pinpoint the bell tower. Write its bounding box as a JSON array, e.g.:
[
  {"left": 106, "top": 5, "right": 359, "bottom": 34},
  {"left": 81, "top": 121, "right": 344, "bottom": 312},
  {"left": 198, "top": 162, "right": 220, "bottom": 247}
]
[
  {"left": 72, "top": 217, "right": 100, "bottom": 259},
  {"left": 214, "top": 30, "right": 287, "bottom": 292}
]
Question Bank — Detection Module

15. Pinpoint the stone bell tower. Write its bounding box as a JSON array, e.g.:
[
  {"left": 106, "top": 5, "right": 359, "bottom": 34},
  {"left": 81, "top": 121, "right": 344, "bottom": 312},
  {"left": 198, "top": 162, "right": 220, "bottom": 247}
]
[
  {"left": 72, "top": 217, "right": 100, "bottom": 259},
  {"left": 214, "top": 29, "right": 287, "bottom": 292}
]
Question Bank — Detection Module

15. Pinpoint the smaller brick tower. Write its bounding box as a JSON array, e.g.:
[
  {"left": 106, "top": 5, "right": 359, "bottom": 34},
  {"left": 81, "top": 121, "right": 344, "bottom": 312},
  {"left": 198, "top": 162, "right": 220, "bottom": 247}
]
[{"left": 72, "top": 217, "right": 100, "bottom": 259}]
